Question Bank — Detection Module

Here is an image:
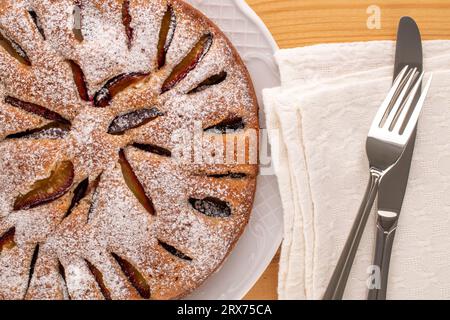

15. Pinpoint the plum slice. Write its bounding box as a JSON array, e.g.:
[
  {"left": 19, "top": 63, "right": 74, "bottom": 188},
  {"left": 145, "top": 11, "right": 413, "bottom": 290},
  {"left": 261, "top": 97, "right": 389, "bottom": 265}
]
[
  {"left": 158, "top": 240, "right": 192, "bottom": 261},
  {"left": 5, "top": 96, "right": 71, "bottom": 125},
  {"left": 122, "top": 0, "right": 133, "bottom": 48},
  {"left": 204, "top": 117, "right": 245, "bottom": 134},
  {"left": 132, "top": 143, "right": 171, "bottom": 157},
  {"left": 161, "top": 33, "right": 213, "bottom": 93},
  {"left": 68, "top": 60, "right": 90, "bottom": 101},
  {"left": 189, "top": 197, "right": 231, "bottom": 218},
  {"left": 188, "top": 71, "right": 227, "bottom": 94},
  {"left": 206, "top": 172, "right": 247, "bottom": 179},
  {"left": 118, "top": 150, "right": 155, "bottom": 215},
  {"left": 85, "top": 259, "right": 112, "bottom": 300},
  {"left": 28, "top": 10, "right": 46, "bottom": 40},
  {"left": 6, "top": 121, "right": 71, "bottom": 140},
  {"left": 0, "top": 33, "right": 31, "bottom": 66},
  {"left": 107, "top": 108, "right": 163, "bottom": 135},
  {"left": 25, "top": 244, "right": 39, "bottom": 297},
  {"left": 58, "top": 260, "right": 71, "bottom": 300},
  {"left": 86, "top": 174, "right": 102, "bottom": 223},
  {"left": 13, "top": 161, "right": 75, "bottom": 211},
  {"left": 111, "top": 253, "right": 151, "bottom": 299},
  {"left": 93, "top": 73, "right": 147, "bottom": 108},
  {"left": 73, "top": 1, "right": 84, "bottom": 42},
  {"left": 58, "top": 260, "right": 67, "bottom": 282},
  {"left": 61, "top": 174, "right": 101, "bottom": 223},
  {"left": 157, "top": 5, "right": 176, "bottom": 69},
  {"left": 63, "top": 178, "right": 89, "bottom": 219},
  {"left": 0, "top": 228, "right": 16, "bottom": 254}
]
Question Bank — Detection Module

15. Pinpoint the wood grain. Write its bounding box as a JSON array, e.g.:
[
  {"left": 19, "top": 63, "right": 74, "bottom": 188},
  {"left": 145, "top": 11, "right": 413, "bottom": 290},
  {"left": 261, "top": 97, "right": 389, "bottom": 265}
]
[
  {"left": 247, "top": 0, "right": 450, "bottom": 48},
  {"left": 243, "top": 0, "right": 450, "bottom": 300},
  {"left": 244, "top": 250, "right": 280, "bottom": 300}
]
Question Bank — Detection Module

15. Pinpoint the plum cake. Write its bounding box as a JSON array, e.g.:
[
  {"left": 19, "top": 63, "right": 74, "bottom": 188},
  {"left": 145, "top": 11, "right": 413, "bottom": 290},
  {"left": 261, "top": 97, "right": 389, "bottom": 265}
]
[{"left": 0, "top": 0, "right": 259, "bottom": 300}]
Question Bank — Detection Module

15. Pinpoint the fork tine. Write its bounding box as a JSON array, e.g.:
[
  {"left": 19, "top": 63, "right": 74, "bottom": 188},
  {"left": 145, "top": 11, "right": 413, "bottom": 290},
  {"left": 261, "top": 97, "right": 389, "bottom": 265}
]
[
  {"left": 401, "top": 74, "right": 433, "bottom": 140},
  {"left": 393, "top": 65, "right": 410, "bottom": 86},
  {"left": 380, "top": 68, "right": 416, "bottom": 127},
  {"left": 384, "top": 68, "right": 418, "bottom": 129},
  {"left": 370, "top": 66, "right": 409, "bottom": 129},
  {"left": 393, "top": 72, "right": 424, "bottom": 133}
]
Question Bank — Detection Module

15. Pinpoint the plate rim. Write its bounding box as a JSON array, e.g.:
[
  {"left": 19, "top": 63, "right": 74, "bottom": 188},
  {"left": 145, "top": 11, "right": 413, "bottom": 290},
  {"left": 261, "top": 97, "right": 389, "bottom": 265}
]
[
  {"left": 185, "top": 0, "right": 282, "bottom": 300},
  {"left": 235, "top": 0, "right": 279, "bottom": 52},
  {"left": 233, "top": 0, "right": 281, "bottom": 300}
]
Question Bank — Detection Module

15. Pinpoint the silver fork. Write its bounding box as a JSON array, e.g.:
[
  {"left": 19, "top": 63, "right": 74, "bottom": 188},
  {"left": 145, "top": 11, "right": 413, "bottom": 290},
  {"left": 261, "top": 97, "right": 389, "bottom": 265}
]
[{"left": 323, "top": 66, "right": 433, "bottom": 300}]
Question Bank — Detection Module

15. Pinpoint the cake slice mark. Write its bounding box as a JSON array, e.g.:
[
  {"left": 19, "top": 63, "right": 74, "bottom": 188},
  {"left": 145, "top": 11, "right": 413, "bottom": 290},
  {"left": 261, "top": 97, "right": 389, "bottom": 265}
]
[
  {"left": 157, "top": 5, "right": 176, "bottom": 69},
  {"left": 107, "top": 108, "right": 164, "bottom": 135},
  {"left": 24, "top": 244, "right": 39, "bottom": 297},
  {"left": 122, "top": 0, "right": 133, "bottom": 49},
  {"left": 161, "top": 33, "right": 213, "bottom": 93},
  {"left": 85, "top": 259, "right": 112, "bottom": 300},
  {"left": 189, "top": 197, "right": 232, "bottom": 218},
  {"left": 73, "top": 1, "right": 84, "bottom": 42},
  {"left": 5, "top": 97, "right": 71, "bottom": 125},
  {"left": 63, "top": 178, "right": 89, "bottom": 219},
  {"left": 111, "top": 253, "right": 151, "bottom": 299},
  {"left": 28, "top": 10, "right": 46, "bottom": 40},
  {"left": 67, "top": 60, "right": 90, "bottom": 101},
  {"left": 13, "top": 161, "right": 75, "bottom": 211},
  {"left": 188, "top": 71, "right": 227, "bottom": 94},
  {"left": 132, "top": 143, "right": 171, "bottom": 157},
  {"left": 5, "top": 121, "right": 71, "bottom": 140},
  {"left": 58, "top": 260, "right": 71, "bottom": 300},
  {"left": 0, "top": 227, "right": 16, "bottom": 254},
  {"left": 204, "top": 117, "right": 245, "bottom": 134},
  {"left": 158, "top": 240, "right": 192, "bottom": 261},
  {"left": 93, "top": 72, "right": 147, "bottom": 108},
  {"left": 119, "top": 150, "right": 155, "bottom": 216},
  {"left": 0, "top": 32, "right": 31, "bottom": 66}
]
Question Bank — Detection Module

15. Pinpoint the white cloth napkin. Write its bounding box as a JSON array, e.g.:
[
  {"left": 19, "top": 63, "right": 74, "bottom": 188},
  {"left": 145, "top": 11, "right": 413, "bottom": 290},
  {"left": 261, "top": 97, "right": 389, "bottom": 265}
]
[{"left": 263, "top": 40, "right": 450, "bottom": 300}]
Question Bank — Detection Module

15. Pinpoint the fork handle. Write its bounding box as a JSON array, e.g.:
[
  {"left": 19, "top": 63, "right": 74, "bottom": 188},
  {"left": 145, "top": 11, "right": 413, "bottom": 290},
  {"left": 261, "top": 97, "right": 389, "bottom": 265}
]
[
  {"left": 367, "top": 215, "right": 398, "bottom": 300},
  {"left": 323, "top": 170, "right": 381, "bottom": 300}
]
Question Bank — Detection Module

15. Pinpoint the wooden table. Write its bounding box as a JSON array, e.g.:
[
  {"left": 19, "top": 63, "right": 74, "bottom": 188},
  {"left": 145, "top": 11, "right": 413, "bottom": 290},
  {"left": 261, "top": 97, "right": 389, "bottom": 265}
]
[{"left": 243, "top": 0, "right": 450, "bottom": 300}]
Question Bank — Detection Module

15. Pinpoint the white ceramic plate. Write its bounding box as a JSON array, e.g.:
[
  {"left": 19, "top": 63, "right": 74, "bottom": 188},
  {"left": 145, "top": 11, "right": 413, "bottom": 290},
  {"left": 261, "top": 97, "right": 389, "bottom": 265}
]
[{"left": 185, "top": 0, "right": 283, "bottom": 300}]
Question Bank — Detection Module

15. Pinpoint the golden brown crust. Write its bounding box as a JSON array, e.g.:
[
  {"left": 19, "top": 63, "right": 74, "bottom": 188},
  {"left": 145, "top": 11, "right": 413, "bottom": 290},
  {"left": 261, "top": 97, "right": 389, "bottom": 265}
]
[{"left": 0, "top": 0, "right": 258, "bottom": 300}]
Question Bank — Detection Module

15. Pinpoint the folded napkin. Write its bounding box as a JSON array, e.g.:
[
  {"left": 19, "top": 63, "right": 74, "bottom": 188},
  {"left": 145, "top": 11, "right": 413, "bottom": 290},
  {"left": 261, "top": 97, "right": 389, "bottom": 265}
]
[{"left": 264, "top": 40, "right": 450, "bottom": 300}]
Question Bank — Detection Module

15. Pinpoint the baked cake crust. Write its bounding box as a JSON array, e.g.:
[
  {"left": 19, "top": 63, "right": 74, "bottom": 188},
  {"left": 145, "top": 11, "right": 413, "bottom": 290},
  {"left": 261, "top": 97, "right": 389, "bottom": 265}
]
[{"left": 0, "top": 0, "right": 259, "bottom": 300}]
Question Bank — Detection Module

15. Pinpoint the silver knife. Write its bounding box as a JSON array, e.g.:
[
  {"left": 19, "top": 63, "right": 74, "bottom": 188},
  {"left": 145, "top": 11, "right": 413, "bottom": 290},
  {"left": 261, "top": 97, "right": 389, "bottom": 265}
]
[{"left": 367, "top": 16, "right": 423, "bottom": 300}]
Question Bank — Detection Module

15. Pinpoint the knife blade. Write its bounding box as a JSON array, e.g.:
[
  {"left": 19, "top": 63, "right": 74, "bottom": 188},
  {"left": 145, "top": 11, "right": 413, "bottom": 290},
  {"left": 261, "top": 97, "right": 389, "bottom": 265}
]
[{"left": 367, "top": 16, "right": 423, "bottom": 300}]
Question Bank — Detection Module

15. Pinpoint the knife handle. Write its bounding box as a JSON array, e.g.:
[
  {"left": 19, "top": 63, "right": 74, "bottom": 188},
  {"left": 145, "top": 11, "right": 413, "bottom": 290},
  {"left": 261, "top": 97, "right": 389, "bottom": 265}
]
[
  {"left": 323, "top": 171, "right": 381, "bottom": 300},
  {"left": 367, "top": 214, "right": 398, "bottom": 300}
]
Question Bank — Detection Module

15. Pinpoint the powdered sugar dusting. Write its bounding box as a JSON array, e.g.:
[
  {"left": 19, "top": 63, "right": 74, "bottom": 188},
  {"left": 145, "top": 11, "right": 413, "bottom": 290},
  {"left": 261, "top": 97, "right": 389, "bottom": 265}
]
[{"left": 0, "top": 0, "right": 258, "bottom": 300}]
